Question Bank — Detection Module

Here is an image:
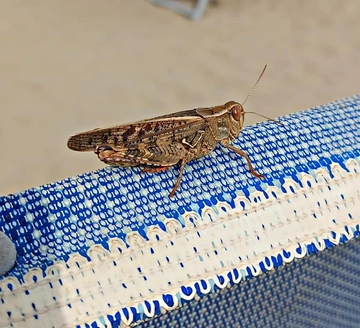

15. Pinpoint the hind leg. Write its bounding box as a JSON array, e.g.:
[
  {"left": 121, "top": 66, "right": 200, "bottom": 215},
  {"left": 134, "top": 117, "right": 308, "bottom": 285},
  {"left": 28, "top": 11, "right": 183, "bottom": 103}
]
[
  {"left": 141, "top": 166, "right": 172, "bottom": 174},
  {"left": 141, "top": 161, "right": 188, "bottom": 197}
]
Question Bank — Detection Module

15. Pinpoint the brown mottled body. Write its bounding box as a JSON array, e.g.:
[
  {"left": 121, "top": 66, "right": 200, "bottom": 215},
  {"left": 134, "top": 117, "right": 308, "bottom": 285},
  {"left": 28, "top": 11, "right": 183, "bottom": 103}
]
[{"left": 68, "top": 66, "right": 280, "bottom": 197}]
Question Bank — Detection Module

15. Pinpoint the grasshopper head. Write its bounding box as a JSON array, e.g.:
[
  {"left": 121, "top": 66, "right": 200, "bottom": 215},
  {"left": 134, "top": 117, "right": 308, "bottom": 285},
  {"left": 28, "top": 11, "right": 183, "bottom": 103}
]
[
  {"left": 224, "top": 100, "right": 283, "bottom": 140},
  {"left": 224, "top": 101, "right": 245, "bottom": 139}
]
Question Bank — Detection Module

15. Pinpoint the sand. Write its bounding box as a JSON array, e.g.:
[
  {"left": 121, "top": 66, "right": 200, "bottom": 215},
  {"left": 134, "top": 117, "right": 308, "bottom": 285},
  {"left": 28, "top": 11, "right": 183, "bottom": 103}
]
[{"left": 0, "top": 0, "right": 359, "bottom": 195}]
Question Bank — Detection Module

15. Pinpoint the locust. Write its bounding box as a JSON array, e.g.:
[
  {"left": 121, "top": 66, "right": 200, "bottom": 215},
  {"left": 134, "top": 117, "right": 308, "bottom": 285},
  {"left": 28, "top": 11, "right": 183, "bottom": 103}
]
[{"left": 67, "top": 65, "right": 282, "bottom": 197}]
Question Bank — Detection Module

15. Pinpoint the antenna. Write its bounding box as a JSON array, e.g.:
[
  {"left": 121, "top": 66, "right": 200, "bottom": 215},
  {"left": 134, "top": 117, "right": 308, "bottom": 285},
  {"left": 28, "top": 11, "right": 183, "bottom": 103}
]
[
  {"left": 242, "top": 65, "right": 267, "bottom": 106},
  {"left": 244, "top": 111, "right": 284, "bottom": 126},
  {"left": 241, "top": 65, "right": 284, "bottom": 126}
]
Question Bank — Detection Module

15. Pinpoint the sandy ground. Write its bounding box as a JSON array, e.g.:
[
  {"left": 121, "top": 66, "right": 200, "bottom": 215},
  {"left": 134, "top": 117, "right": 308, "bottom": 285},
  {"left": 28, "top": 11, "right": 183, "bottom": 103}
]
[{"left": 0, "top": 0, "right": 359, "bottom": 196}]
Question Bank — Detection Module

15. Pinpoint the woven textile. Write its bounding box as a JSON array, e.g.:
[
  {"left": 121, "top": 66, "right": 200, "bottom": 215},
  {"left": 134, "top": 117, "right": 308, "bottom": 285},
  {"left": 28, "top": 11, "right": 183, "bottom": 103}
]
[
  {"left": 0, "top": 95, "right": 359, "bottom": 327},
  {"left": 139, "top": 237, "right": 360, "bottom": 328}
]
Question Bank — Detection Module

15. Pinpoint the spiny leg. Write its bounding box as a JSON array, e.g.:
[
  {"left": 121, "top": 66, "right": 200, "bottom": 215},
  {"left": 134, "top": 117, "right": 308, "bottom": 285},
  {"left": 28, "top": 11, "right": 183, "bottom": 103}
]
[
  {"left": 141, "top": 166, "right": 172, "bottom": 174},
  {"left": 141, "top": 161, "right": 187, "bottom": 197},
  {"left": 220, "top": 140, "right": 265, "bottom": 179},
  {"left": 169, "top": 156, "right": 189, "bottom": 197}
]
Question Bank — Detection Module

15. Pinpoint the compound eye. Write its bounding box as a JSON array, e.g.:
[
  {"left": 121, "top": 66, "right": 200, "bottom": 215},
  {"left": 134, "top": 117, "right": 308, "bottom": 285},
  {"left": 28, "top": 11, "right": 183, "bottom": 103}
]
[{"left": 231, "top": 104, "right": 243, "bottom": 121}]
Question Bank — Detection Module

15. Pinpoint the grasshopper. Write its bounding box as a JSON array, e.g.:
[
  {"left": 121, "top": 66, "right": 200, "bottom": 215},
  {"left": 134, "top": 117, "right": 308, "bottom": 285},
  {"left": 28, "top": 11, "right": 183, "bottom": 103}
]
[{"left": 68, "top": 65, "right": 281, "bottom": 197}]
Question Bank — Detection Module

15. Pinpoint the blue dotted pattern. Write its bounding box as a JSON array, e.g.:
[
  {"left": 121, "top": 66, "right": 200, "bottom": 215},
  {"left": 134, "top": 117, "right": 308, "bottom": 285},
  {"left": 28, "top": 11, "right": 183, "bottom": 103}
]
[
  {"left": 0, "top": 94, "right": 359, "bottom": 283},
  {"left": 138, "top": 236, "right": 360, "bottom": 328}
]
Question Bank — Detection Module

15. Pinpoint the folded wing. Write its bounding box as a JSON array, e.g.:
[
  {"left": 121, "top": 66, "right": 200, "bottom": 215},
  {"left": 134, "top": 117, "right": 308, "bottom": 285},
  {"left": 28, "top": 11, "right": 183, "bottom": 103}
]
[{"left": 68, "top": 111, "right": 205, "bottom": 152}]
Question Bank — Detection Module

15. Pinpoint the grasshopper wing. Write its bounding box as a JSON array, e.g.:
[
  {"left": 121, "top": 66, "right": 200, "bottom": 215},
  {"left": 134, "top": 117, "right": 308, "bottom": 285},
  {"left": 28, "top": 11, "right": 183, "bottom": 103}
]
[{"left": 67, "top": 109, "right": 206, "bottom": 152}]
